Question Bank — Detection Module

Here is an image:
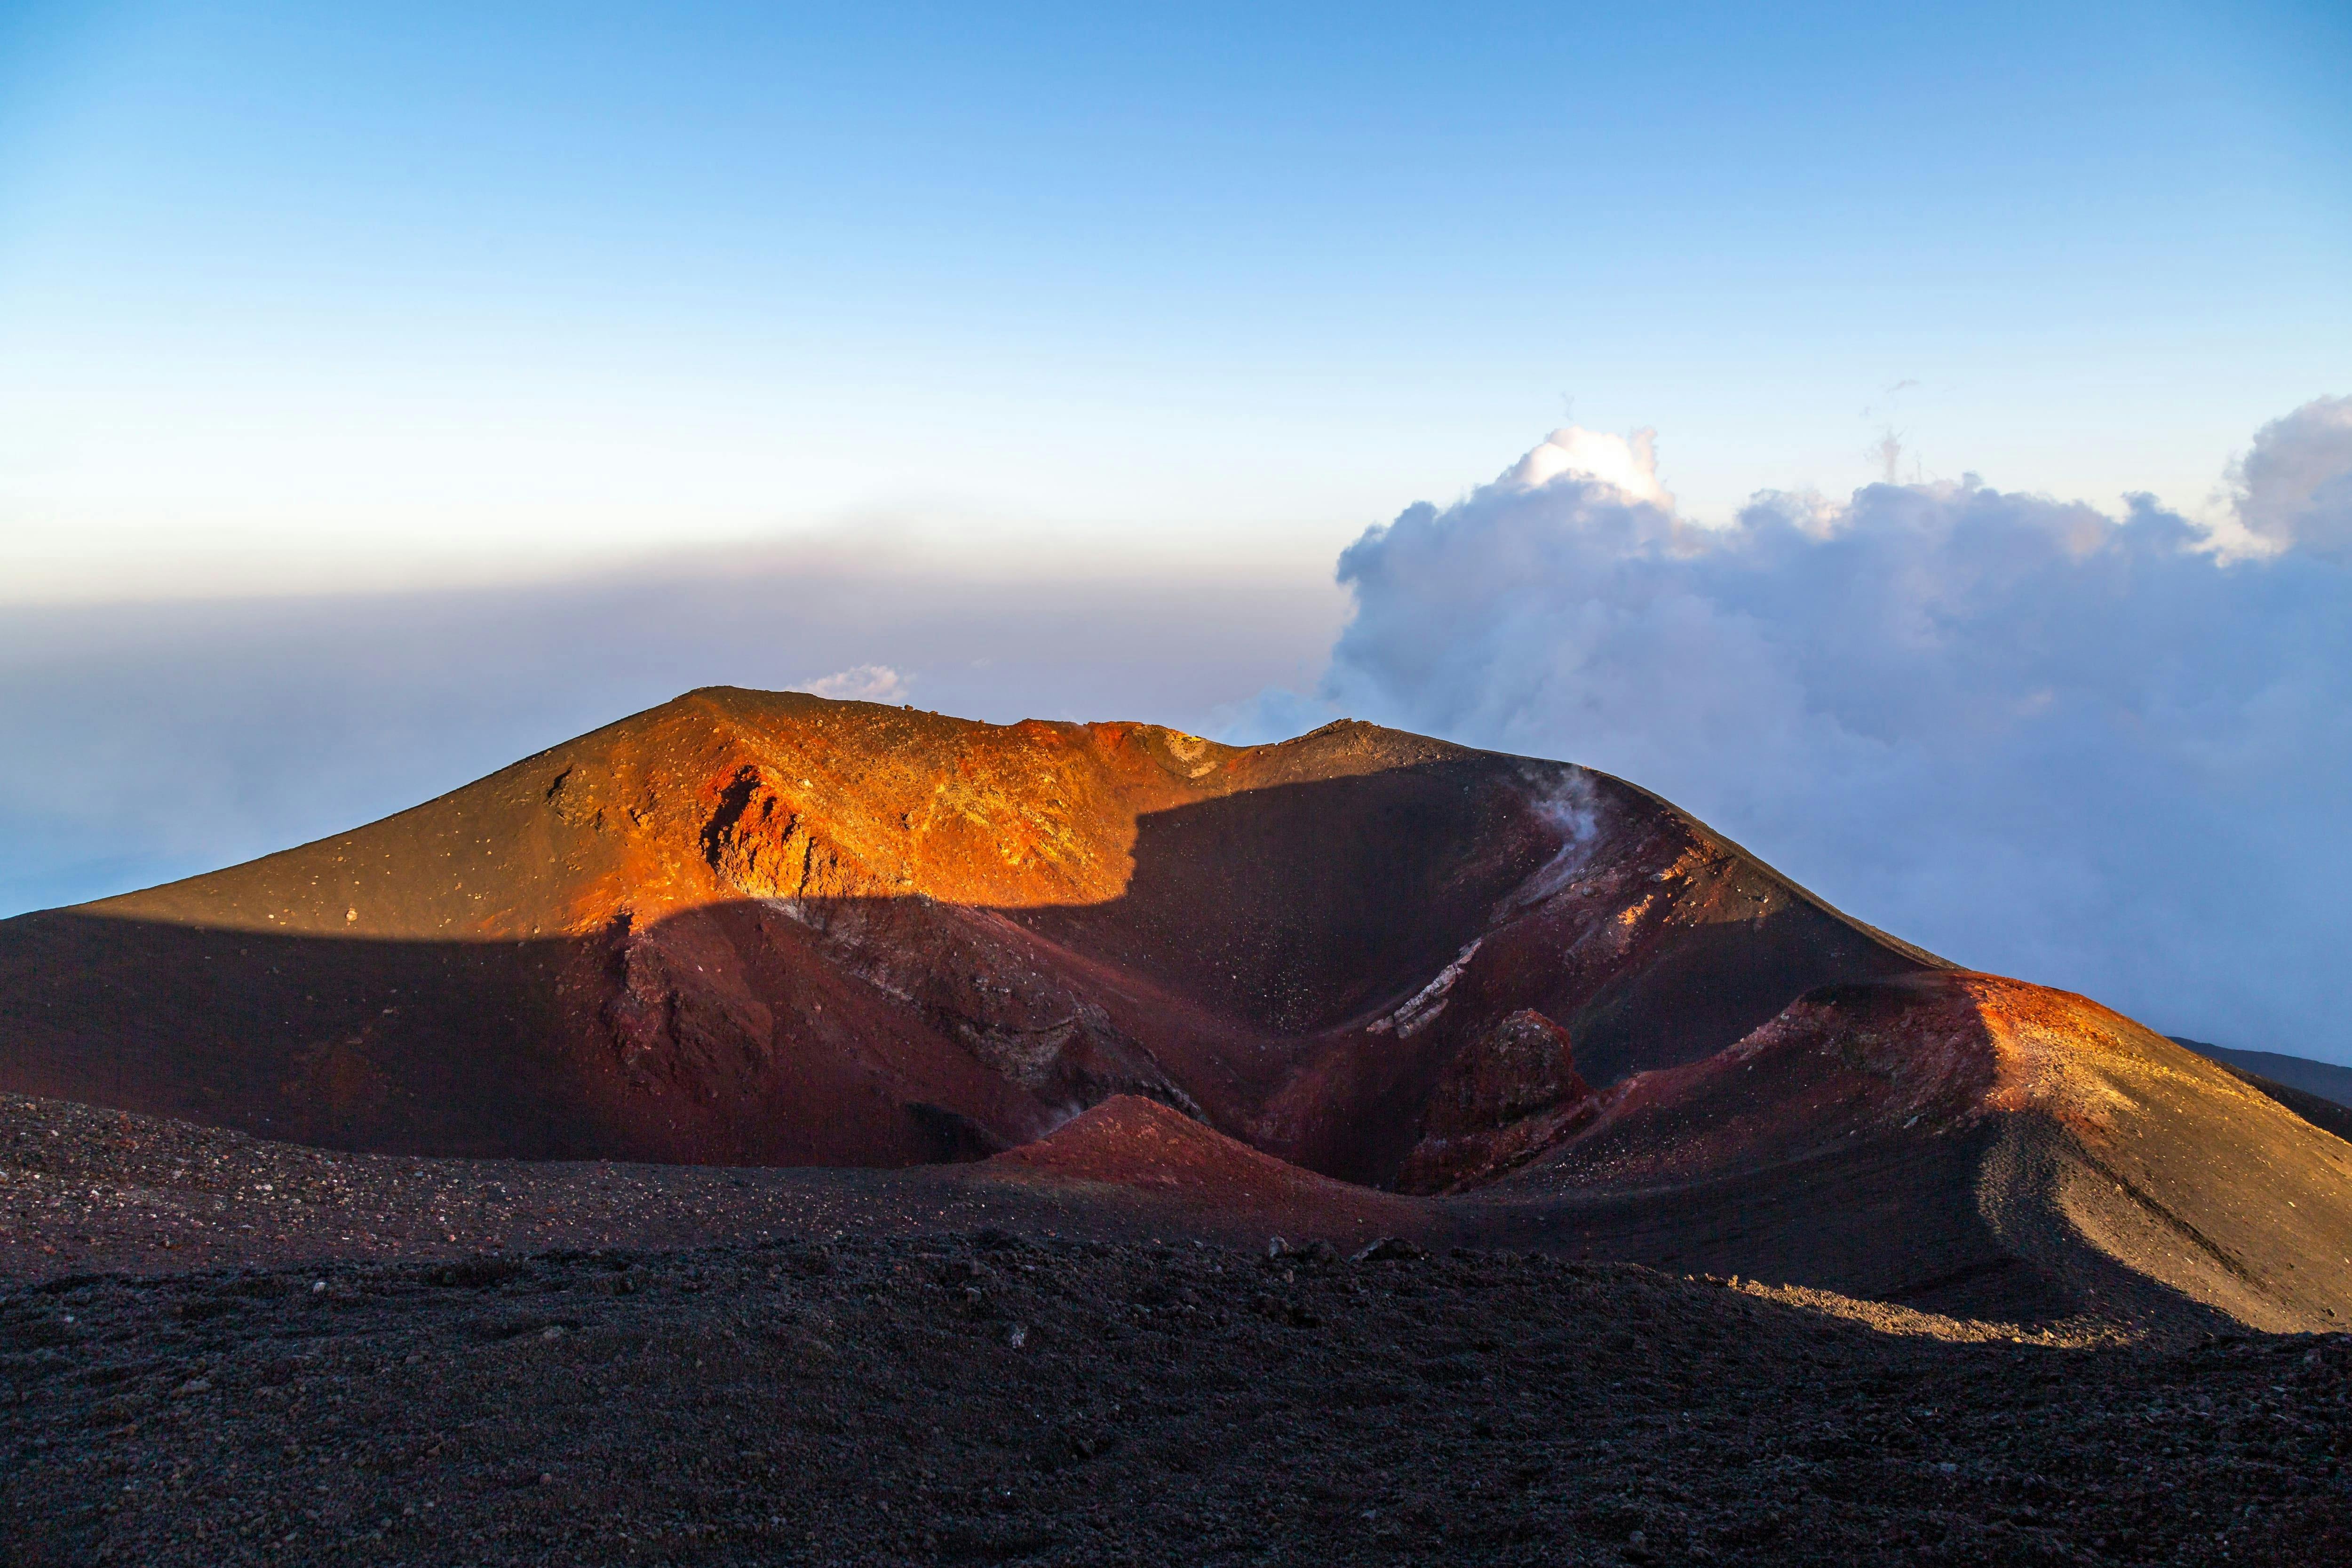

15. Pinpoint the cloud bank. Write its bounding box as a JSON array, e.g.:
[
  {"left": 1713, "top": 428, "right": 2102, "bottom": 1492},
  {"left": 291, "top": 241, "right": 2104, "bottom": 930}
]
[
  {"left": 1253, "top": 401, "right": 2352, "bottom": 1063},
  {"left": 2231, "top": 394, "right": 2352, "bottom": 560}
]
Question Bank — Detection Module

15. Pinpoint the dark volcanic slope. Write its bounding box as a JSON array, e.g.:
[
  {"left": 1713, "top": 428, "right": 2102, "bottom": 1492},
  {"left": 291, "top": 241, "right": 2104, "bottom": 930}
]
[{"left": 0, "top": 688, "right": 1929, "bottom": 1183}]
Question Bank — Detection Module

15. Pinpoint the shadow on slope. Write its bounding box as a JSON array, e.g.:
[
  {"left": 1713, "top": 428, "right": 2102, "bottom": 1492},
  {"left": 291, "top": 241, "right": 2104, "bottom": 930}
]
[{"left": 0, "top": 728, "right": 1931, "bottom": 1181}]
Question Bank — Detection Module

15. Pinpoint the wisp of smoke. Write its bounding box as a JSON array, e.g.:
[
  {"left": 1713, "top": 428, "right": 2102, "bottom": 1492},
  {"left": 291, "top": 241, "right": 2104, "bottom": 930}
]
[{"left": 1232, "top": 402, "right": 2352, "bottom": 1062}]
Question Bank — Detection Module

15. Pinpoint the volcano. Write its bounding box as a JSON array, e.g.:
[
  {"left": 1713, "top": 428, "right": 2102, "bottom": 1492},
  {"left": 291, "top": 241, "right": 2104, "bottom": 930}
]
[{"left": 2, "top": 687, "right": 2347, "bottom": 1333}]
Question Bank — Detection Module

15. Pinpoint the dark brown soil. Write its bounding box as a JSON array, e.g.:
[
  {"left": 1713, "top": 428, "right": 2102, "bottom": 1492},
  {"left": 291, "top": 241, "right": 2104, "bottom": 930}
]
[
  {"left": 0, "top": 1092, "right": 1440, "bottom": 1288},
  {"left": 8, "top": 1237, "right": 2349, "bottom": 1568}
]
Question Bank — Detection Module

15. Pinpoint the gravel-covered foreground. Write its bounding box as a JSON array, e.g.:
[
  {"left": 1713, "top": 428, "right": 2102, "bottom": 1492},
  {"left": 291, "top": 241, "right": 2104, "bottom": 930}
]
[
  {"left": 4, "top": 1234, "right": 2348, "bottom": 1568},
  {"left": 0, "top": 1091, "right": 1431, "bottom": 1286},
  {"left": 5, "top": 1091, "right": 2351, "bottom": 1566}
]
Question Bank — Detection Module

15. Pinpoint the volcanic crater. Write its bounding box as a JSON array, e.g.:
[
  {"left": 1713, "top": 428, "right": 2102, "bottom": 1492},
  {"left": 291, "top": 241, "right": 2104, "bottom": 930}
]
[
  {"left": 4, "top": 689, "right": 2350, "bottom": 1565},
  {"left": 4, "top": 686, "right": 2348, "bottom": 1335}
]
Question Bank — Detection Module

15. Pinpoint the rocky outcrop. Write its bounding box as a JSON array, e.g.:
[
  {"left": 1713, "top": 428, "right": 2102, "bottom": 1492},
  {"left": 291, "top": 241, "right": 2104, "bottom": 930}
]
[{"left": 1394, "top": 1010, "right": 1600, "bottom": 1193}]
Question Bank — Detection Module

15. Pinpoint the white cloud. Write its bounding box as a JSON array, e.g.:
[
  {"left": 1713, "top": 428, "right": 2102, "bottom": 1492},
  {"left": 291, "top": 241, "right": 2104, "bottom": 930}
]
[
  {"left": 2230, "top": 394, "right": 2352, "bottom": 561},
  {"left": 1260, "top": 401, "right": 2352, "bottom": 1063},
  {"left": 792, "top": 664, "right": 911, "bottom": 702},
  {"left": 1498, "top": 426, "right": 1676, "bottom": 509}
]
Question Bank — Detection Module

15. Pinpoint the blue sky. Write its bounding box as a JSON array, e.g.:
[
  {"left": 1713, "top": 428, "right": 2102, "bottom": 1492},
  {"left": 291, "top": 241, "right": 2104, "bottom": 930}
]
[
  {"left": 2, "top": 1, "right": 2346, "bottom": 596},
  {"left": 3, "top": 3, "right": 2351, "bottom": 1061}
]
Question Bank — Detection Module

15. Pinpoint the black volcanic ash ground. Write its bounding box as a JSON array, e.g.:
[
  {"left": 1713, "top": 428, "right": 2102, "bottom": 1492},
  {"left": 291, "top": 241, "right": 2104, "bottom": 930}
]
[
  {"left": 6, "top": 1238, "right": 2349, "bottom": 1568},
  {"left": 7, "top": 1100, "right": 2352, "bottom": 1568}
]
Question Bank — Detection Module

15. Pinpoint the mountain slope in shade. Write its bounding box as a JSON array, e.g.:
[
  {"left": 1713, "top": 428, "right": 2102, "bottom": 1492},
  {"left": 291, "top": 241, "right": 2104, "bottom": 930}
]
[
  {"left": 2171, "top": 1039, "right": 2352, "bottom": 1145},
  {"left": 2171, "top": 1041, "right": 2352, "bottom": 1110},
  {"left": 0, "top": 687, "right": 1930, "bottom": 1179}
]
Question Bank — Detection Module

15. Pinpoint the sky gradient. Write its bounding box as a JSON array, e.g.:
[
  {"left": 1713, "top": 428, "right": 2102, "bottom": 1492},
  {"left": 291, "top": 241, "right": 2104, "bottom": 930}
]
[
  {"left": 3, "top": 1, "right": 2347, "bottom": 596},
  {"left": 2, "top": 3, "right": 2349, "bottom": 1061}
]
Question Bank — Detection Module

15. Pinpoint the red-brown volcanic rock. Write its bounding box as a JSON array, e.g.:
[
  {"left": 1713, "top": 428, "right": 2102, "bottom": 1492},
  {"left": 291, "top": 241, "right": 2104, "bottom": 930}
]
[
  {"left": 984, "top": 1093, "right": 1424, "bottom": 1237},
  {"left": 0, "top": 687, "right": 1931, "bottom": 1180},
  {"left": 1394, "top": 1009, "right": 1598, "bottom": 1192}
]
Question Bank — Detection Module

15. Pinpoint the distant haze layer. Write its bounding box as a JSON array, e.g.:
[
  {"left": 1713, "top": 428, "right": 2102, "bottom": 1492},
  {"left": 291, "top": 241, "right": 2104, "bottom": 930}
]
[
  {"left": 0, "top": 549, "right": 1343, "bottom": 917},
  {"left": 3, "top": 397, "right": 2348, "bottom": 1068}
]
